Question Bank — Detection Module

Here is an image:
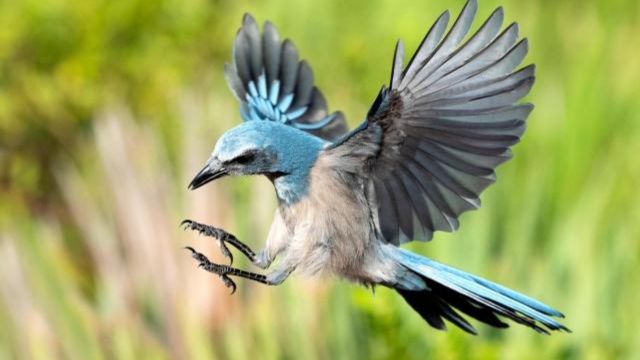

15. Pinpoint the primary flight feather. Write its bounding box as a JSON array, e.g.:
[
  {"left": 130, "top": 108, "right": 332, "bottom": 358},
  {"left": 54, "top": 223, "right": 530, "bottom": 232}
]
[{"left": 183, "top": 0, "right": 568, "bottom": 335}]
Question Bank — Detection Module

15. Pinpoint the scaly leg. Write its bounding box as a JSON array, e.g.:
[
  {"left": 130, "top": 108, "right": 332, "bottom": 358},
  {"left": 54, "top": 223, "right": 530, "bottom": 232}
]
[{"left": 185, "top": 247, "right": 291, "bottom": 294}]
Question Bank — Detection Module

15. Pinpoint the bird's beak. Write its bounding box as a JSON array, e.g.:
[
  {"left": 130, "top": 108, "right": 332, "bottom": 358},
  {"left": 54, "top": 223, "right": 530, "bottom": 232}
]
[{"left": 188, "top": 159, "right": 227, "bottom": 190}]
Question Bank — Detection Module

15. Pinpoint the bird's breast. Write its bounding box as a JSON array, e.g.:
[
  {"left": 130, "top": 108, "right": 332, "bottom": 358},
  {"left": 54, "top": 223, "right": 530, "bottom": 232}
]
[{"left": 282, "top": 156, "right": 376, "bottom": 277}]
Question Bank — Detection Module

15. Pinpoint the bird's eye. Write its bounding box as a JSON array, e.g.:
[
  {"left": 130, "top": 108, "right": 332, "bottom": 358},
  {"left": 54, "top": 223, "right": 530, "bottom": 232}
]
[{"left": 234, "top": 151, "right": 256, "bottom": 164}]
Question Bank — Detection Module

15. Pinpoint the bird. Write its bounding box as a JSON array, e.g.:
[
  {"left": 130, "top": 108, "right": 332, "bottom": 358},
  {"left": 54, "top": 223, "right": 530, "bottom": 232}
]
[{"left": 182, "top": 0, "right": 569, "bottom": 335}]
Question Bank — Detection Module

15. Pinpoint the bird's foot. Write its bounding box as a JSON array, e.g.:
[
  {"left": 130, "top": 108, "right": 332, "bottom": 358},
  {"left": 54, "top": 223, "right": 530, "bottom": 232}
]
[
  {"left": 185, "top": 246, "right": 237, "bottom": 294},
  {"left": 181, "top": 219, "right": 256, "bottom": 265},
  {"left": 184, "top": 246, "right": 269, "bottom": 293}
]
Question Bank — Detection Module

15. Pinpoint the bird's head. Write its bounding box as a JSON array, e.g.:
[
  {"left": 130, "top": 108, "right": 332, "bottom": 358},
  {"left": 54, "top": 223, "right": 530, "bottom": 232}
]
[{"left": 188, "top": 121, "right": 325, "bottom": 193}]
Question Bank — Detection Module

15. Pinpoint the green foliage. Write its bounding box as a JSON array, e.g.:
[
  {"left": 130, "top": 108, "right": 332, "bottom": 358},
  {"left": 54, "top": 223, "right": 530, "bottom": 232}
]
[{"left": 1, "top": 0, "right": 639, "bottom": 359}]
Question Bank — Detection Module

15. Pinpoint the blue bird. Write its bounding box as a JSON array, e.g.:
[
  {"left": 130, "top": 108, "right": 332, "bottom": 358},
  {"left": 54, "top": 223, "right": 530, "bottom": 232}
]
[{"left": 183, "top": 0, "right": 569, "bottom": 334}]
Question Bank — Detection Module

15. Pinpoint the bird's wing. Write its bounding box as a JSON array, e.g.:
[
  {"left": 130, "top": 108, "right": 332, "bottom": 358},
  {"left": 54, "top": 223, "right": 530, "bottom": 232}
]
[
  {"left": 225, "top": 14, "right": 348, "bottom": 141},
  {"left": 327, "top": 0, "right": 534, "bottom": 244}
]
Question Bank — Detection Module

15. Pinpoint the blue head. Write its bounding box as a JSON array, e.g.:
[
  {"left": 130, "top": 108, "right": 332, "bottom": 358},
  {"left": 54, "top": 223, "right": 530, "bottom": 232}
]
[{"left": 189, "top": 121, "right": 326, "bottom": 203}]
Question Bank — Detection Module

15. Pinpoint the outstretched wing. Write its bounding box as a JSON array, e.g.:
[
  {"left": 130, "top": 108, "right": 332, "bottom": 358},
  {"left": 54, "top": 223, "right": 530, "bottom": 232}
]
[
  {"left": 329, "top": 0, "right": 534, "bottom": 244},
  {"left": 225, "top": 14, "right": 348, "bottom": 141}
]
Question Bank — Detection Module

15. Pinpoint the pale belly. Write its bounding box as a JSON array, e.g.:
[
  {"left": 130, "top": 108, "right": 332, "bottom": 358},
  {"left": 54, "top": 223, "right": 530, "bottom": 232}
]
[
  {"left": 283, "top": 206, "right": 400, "bottom": 286},
  {"left": 268, "top": 155, "right": 403, "bottom": 285}
]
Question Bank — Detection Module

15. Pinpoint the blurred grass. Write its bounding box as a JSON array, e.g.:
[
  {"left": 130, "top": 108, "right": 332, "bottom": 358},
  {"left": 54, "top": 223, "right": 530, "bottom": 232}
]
[{"left": 1, "top": 0, "right": 639, "bottom": 359}]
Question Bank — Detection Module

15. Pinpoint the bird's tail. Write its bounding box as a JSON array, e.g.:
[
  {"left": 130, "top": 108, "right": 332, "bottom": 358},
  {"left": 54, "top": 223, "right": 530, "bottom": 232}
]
[{"left": 385, "top": 247, "right": 569, "bottom": 334}]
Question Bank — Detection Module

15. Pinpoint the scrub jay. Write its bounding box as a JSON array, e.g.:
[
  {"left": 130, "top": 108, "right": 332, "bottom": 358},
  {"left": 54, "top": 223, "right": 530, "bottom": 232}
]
[{"left": 183, "top": 0, "right": 568, "bottom": 334}]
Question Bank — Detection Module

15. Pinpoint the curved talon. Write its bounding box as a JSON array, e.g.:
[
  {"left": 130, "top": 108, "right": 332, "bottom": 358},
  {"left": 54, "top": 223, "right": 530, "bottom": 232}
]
[
  {"left": 181, "top": 219, "right": 193, "bottom": 230},
  {"left": 184, "top": 246, "right": 196, "bottom": 254},
  {"left": 184, "top": 246, "right": 211, "bottom": 266},
  {"left": 218, "top": 240, "right": 234, "bottom": 265},
  {"left": 221, "top": 274, "right": 237, "bottom": 295}
]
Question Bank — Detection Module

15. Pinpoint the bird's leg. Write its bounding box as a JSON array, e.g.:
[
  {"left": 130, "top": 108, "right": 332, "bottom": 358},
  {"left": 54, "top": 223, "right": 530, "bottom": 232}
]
[
  {"left": 185, "top": 247, "right": 288, "bottom": 294},
  {"left": 181, "top": 219, "right": 256, "bottom": 266}
]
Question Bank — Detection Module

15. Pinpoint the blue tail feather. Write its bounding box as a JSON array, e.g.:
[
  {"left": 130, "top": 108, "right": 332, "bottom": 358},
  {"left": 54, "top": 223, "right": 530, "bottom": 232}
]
[{"left": 385, "top": 246, "right": 569, "bottom": 334}]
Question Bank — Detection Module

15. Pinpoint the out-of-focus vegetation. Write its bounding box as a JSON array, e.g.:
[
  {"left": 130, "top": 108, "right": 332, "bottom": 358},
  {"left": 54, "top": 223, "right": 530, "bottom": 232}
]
[{"left": 1, "top": 0, "right": 639, "bottom": 358}]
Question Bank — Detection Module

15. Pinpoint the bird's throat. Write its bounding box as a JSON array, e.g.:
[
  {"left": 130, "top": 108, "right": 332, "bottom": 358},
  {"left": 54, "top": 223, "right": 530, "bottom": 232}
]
[{"left": 272, "top": 171, "right": 311, "bottom": 205}]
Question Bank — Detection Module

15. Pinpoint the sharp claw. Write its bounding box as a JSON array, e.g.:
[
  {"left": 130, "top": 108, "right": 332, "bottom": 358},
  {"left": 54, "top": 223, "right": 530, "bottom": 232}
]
[
  {"left": 226, "top": 252, "right": 234, "bottom": 266},
  {"left": 180, "top": 219, "right": 193, "bottom": 230},
  {"left": 222, "top": 275, "right": 237, "bottom": 295},
  {"left": 184, "top": 246, "right": 210, "bottom": 265},
  {"left": 218, "top": 240, "right": 234, "bottom": 265}
]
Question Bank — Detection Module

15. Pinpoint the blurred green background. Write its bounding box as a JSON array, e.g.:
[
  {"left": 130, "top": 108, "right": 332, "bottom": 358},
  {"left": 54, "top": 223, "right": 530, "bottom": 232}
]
[{"left": 1, "top": 0, "right": 639, "bottom": 359}]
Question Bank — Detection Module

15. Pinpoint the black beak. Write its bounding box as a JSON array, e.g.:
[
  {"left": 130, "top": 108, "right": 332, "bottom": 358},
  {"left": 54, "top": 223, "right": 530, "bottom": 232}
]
[{"left": 188, "top": 161, "right": 227, "bottom": 190}]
